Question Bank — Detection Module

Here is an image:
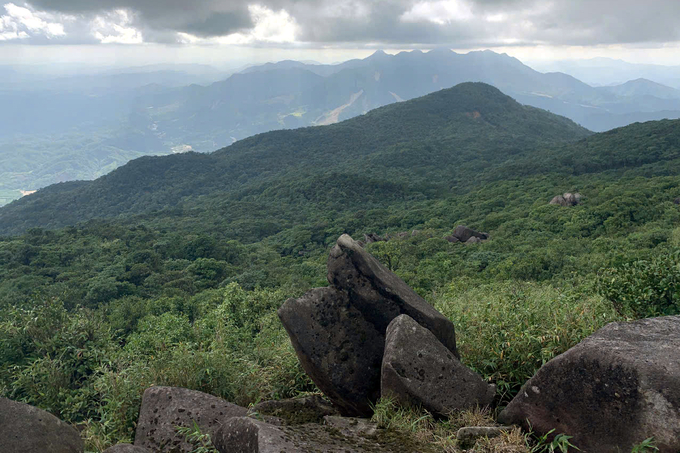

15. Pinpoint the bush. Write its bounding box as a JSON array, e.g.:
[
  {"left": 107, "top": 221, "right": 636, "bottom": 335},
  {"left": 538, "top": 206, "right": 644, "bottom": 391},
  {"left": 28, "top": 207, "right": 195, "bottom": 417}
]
[{"left": 597, "top": 250, "right": 680, "bottom": 318}]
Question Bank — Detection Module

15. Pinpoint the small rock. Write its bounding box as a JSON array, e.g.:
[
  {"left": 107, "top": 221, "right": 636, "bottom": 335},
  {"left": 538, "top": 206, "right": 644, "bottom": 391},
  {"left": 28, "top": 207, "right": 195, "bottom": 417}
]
[
  {"left": 213, "top": 416, "right": 433, "bottom": 452},
  {"left": 381, "top": 315, "right": 496, "bottom": 416},
  {"left": 248, "top": 395, "right": 339, "bottom": 425},
  {"left": 465, "top": 236, "right": 482, "bottom": 244},
  {"left": 103, "top": 444, "right": 151, "bottom": 453},
  {"left": 445, "top": 235, "right": 460, "bottom": 243},
  {"left": 324, "top": 415, "right": 377, "bottom": 437},
  {"left": 134, "top": 386, "right": 247, "bottom": 453},
  {"left": 456, "top": 426, "right": 512, "bottom": 449},
  {"left": 499, "top": 316, "right": 680, "bottom": 453},
  {"left": 0, "top": 397, "right": 84, "bottom": 453}
]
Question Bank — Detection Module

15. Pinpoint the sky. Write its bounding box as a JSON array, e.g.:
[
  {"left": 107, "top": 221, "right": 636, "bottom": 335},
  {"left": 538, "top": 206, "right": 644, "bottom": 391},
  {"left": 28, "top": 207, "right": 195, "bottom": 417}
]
[{"left": 1, "top": 0, "right": 680, "bottom": 69}]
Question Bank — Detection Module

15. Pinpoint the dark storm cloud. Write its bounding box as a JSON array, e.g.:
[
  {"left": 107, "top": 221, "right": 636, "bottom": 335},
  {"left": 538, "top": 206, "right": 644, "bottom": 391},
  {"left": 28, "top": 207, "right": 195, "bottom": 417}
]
[{"left": 9, "top": 0, "right": 680, "bottom": 46}]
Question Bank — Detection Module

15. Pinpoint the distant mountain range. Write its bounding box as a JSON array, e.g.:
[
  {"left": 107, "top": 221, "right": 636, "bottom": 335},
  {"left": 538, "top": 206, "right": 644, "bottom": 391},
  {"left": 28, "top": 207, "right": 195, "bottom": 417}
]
[{"left": 2, "top": 50, "right": 680, "bottom": 207}]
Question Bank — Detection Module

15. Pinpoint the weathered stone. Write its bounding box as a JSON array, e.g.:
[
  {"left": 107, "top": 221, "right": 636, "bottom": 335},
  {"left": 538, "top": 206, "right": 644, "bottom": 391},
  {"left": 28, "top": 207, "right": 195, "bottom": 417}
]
[
  {"left": 278, "top": 287, "right": 385, "bottom": 416},
  {"left": 248, "top": 395, "right": 340, "bottom": 425},
  {"left": 445, "top": 235, "right": 460, "bottom": 243},
  {"left": 213, "top": 417, "right": 436, "bottom": 453},
  {"left": 381, "top": 315, "right": 495, "bottom": 416},
  {"left": 550, "top": 192, "right": 582, "bottom": 207},
  {"left": 466, "top": 236, "right": 482, "bottom": 244},
  {"left": 0, "top": 397, "right": 84, "bottom": 453},
  {"left": 327, "top": 234, "right": 458, "bottom": 357},
  {"left": 103, "top": 444, "right": 151, "bottom": 453},
  {"left": 323, "top": 415, "right": 377, "bottom": 437},
  {"left": 456, "top": 426, "right": 512, "bottom": 449},
  {"left": 451, "top": 225, "right": 489, "bottom": 242},
  {"left": 499, "top": 316, "right": 680, "bottom": 453},
  {"left": 134, "top": 386, "right": 247, "bottom": 453}
]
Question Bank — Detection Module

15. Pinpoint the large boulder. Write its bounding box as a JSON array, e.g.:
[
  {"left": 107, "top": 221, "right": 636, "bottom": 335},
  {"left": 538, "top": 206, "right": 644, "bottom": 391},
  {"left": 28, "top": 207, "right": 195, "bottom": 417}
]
[
  {"left": 213, "top": 416, "right": 436, "bottom": 453},
  {"left": 499, "top": 316, "right": 680, "bottom": 453},
  {"left": 0, "top": 397, "right": 84, "bottom": 453},
  {"left": 327, "top": 234, "right": 458, "bottom": 356},
  {"left": 103, "top": 444, "right": 151, "bottom": 453},
  {"left": 134, "top": 386, "right": 247, "bottom": 453},
  {"left": 450, "top": 225, "right": 489, "bottom": 243},
  {"left": 278, "top": 287, "right": 385, "bottom": 416},
  {"left": 381, "top": 315, "right": 495, "bottom": 416}
]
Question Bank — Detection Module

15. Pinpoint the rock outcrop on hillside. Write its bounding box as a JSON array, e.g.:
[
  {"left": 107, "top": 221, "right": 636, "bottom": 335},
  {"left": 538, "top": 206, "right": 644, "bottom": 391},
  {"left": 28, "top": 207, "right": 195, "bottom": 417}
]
[
  {"left": 279, "top": 235, "right": 462, "bottom": 416},
  {"left": 549, "top": 192, "right": 581, "bottom": 206},
  {"left": 499, "top": 315, "right": 680, "bottom": 453},
  {"left": 0, "top": 397, "right": 84, "bottom": 453},
  {"left": 279, "top": 234, "right": 496, "bottom": 418},
  {"left": 134, "top": 386, "right": 248, "bottom": 453},
  {"left": 446, "top": 225, "right": 489, "bottom": 244},
  {"left": 381, "top": 315, "right": 496, "bottom": 416}
]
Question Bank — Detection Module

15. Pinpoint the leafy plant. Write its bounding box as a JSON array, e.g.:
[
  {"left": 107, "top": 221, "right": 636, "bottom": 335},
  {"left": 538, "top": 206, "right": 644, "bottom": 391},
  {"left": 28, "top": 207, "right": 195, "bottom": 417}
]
[
  {"left": 631, "top": 438, "right": 659, "bottom": 453},
  {"left": 176, "top": 421, "right": 218, "bottom": 453}
]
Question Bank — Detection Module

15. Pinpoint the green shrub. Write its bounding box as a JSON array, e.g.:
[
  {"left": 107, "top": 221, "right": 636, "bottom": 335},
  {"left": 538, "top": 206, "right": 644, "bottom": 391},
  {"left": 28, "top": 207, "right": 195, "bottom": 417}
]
[{"left": 597, "top": 250, "right": 680, "bottom": 318}]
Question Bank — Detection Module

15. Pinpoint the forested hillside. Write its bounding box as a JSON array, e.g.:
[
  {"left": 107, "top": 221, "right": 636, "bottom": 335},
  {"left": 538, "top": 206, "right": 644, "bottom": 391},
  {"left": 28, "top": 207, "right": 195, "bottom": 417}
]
[
  {"left": 0, "top": 83, "right": 589, "bottom": 236},
  {"left": 1, "top": 83, "right": 680, "bottom": 451}
]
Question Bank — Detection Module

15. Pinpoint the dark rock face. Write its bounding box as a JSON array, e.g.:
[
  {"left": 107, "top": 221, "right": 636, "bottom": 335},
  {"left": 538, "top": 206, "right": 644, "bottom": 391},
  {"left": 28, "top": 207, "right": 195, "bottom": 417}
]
[
  {"left": 248, "top": 395, "right": 340, "bottom": 425},
  {"left": 213, "top": 416, "right": 435, "bottom": 453},
  {"left": 550, "top": 192, "right": 582, "bottom": 207},
  {"left": 499, "top": 316, "right": 680, "bottom": 453},
  {"left": 103, "top": 444, "right": 151, "bottom": 453},
  {"left": 381, "top": 315, "right": 495, "bottom": 416},
  {"left": 451, "top": 225, "right": 489, "bottom": 243},
  {"left": 0, "top": 397, "right": 84, "bottom": 453},
  {"left": 278, "top": 287, "right": 384, "bottom": 416},
  {"left": 279, "top": 235, "right": 459, "bottom": 417},
  {"left": 327, "top": 234, "right": 458, "bottom": 356},
  {"left": 134, "top": 386, "right": 247, "bottom": 453}
]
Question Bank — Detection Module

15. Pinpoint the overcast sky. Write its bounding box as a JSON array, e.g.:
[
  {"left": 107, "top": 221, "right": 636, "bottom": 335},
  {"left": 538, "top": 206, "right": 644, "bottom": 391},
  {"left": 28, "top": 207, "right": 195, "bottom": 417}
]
[{"left": 2, "top": 0, "right": 680, "bottom": 68}]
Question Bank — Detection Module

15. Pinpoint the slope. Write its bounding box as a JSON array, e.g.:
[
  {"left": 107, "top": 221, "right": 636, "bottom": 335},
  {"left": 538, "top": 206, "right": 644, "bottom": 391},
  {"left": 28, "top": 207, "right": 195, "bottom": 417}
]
[{"left": 0, "top": 83, "right": 590, "bottom": 236}]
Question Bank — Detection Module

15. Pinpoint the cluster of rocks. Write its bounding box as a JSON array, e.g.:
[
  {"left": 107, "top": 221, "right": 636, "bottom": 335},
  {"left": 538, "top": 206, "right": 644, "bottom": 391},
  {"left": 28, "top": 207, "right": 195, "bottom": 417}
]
[
  {"left": 549, "top": 192, "right": 582, "bottom": 207},
  {"left": 445, "top": 225, "right": 490, "bottom": 244},
  {"left": 278, "top": 234, "right": 496, "bottom": 417}
]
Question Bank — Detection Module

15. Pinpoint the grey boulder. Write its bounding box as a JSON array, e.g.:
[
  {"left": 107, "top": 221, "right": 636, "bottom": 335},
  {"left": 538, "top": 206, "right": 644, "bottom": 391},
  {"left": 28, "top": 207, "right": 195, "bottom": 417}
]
[
  {"left": 0, "top": 397, "right": 84, "bottom": 453},
  {"left": 134, "top": 386, "right": 247, "bottom": 453},
  {"left": 450, "top": 225, "right": 489, "bottom": 242},
  {"left": 278, "top": 287, "right": 384, "bottom": 416},
  {"left": 381, "top": 315, "right": 495, "bottom": 416},
  {"left": 499, "top": 316, "right": 680, "bottom": 453},
  {"left": 103, "top": 444, "right": 151, "bottom": 453},
  {"left": 327, "top": 234, "right": 458, "bottom": 357},
  {"left": 550, "top": 192, "right": 581, "bottom": 207}
]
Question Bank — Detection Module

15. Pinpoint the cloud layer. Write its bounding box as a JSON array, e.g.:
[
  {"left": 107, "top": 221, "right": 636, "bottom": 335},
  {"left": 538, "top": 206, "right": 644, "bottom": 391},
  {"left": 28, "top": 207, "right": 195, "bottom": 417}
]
[{"left": 2, "top": 0, "right": 680, "bottom": 47}]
